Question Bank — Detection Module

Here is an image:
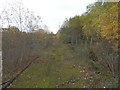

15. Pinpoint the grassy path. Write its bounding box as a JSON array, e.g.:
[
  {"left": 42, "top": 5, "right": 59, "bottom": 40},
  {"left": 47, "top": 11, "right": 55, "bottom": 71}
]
[{"left": 10, "top": 39, "right": 117, "bottom": 88}]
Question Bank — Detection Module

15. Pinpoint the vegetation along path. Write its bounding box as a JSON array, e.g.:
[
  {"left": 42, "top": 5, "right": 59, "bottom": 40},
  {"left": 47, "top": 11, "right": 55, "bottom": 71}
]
[
  {"left": 2, "top": 2, "right": 118, "bottom": 88},
  {"left": 9, "top": 38, "right": 117, "bottom": 88}
]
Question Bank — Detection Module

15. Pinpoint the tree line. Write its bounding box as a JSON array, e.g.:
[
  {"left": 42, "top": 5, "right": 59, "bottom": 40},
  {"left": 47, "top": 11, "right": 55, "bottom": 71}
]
[
  {"left": 58, "top": 2, "right": 119, "bottom": 77},
  {"left": 2, "top": 26, "right": 53, "bottom": 82}
]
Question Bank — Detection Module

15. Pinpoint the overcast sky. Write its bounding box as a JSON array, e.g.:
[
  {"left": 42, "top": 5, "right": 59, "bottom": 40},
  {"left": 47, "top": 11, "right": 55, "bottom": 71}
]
[{"left": 0, "top": 0, "right": 97, "bottom": 33}]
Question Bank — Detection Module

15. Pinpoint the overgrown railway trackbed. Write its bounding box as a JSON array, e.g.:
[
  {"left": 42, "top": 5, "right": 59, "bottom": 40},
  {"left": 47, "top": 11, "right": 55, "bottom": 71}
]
[{"left": 1, "top": 56, "right": 39, "bottom": 89}]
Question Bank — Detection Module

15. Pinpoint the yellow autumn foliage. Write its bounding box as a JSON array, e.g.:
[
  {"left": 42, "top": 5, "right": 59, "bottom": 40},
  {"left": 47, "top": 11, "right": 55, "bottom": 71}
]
[{"left": 98, "top": 3, "right": 118, "bottom": 51}]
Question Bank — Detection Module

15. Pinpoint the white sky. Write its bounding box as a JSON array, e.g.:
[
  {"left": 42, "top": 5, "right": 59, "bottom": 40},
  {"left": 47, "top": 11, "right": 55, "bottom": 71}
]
[{"left": 0, "top": 0, "right": 97, "bottom": 33}]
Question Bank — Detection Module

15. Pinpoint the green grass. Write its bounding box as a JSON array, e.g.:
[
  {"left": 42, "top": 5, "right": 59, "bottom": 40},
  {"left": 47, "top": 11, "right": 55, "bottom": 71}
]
[{"left": 10, "top": 41, "right": 118, "bottom": 88}]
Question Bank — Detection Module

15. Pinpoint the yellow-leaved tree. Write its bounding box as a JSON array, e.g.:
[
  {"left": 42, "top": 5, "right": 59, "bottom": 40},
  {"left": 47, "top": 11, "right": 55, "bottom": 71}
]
[{"left": 98, "top": 2, "right": 119, "bottom": 51}]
